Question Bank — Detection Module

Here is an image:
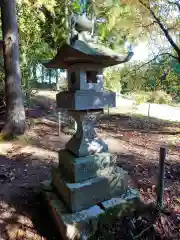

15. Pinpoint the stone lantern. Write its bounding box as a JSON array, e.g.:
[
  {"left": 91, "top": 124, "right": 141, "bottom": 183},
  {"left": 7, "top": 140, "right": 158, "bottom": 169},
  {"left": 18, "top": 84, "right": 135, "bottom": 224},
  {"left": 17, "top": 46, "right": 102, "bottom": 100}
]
[{"left": 42, "top": 26, "right": 138, "bottom": 240}]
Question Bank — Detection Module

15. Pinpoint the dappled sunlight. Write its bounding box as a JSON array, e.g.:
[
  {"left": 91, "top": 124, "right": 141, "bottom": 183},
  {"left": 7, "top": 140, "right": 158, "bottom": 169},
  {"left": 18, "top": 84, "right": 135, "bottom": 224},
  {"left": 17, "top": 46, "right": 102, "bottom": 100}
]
[
  {"left": 66, "top": 223, "right": 80, "bottom": 239},
  {"left": 0, "top": 200, "right": 42, "bottom": 240},
  {"left": 34, "top": 90, "right": 57, "bottom": 101},
  {"left": 25, "top": 124, "right": 69, "bottom": 152},
  {"left": 97, "top": 114, "right": 180, "bottom": 157},
  {"left": 0, "top": 153, "right": 60, "bottom": 239},
  {"left": 30, "top": 134, "right": 68, "bottom": 152},
  {"left": 12, "top": 145, "right": 58, "bottom": 161}
]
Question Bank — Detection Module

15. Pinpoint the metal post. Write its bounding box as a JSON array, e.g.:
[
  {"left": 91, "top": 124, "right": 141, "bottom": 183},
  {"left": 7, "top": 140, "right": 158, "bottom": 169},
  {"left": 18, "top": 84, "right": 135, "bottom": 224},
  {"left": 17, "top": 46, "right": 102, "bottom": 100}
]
[{"left": 157, "top": 147, "right": 166, "bottom": 210}]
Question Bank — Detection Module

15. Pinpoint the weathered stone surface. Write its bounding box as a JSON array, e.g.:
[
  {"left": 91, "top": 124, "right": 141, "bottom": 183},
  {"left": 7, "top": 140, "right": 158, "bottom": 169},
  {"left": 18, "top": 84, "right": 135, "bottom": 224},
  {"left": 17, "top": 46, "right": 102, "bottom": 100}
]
[
  {"left": 58, "top": 150, "right": 113, "bottom": 182},
  {"left": 51, "top": 166, "right": 130, "bottom": 213},
  {"left": 56, "top": 90, "right": 116, "bottom": 110},
  {"left": 67, "top": 64, "right": 103, "bottom": 92},
  {"left": 43, "top": 190, "right": 105, "bottom": 240},
  {"left": 41, "top": 183, "right": 140, "bottom": 240},
  {"left": 101, "top": 188, "right": 139, "bottom": 213},
  {"left": 65, "top": 110, "right": 108, "bottom": 157},
  {"left": 92, "top": 189, "right": 140, "bottom": 239},
  {"left": 98, "top": 166, "right": 130, "bottom": 196},
  {"left": 98, "top": 189, "right": 139, "bottom": 234},
  {"left": 51, "top": 167, "right": 110, "bottom": 213}
]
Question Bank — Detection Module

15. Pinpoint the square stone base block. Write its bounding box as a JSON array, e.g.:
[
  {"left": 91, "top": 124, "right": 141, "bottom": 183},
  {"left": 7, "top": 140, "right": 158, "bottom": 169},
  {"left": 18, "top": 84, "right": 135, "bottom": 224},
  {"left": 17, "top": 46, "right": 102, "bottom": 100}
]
[
  {"left": 41, "top": 181, "right": 139, "bottom": 240},
  {"left": 51, "top": 166, "right": 129, "bottom": 213},
  {"left": 58, "top": 150, "right": 113, "bottom": 183},
  {"left": 51, "top": 167, "right": 110, "bottom": 213}
]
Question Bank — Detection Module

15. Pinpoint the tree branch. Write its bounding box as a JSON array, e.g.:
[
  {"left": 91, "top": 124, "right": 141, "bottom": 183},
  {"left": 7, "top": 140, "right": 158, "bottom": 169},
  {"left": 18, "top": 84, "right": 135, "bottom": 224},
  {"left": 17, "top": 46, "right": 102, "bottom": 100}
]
[
  {"left": 138, "top": 0, "right": 180, "bottom": 60},
  {"left": 122, "top": 53, "right": 178, "bottom": 79},
  {"left": 140, "top": 20, "right": 157, "bottom": 28}
]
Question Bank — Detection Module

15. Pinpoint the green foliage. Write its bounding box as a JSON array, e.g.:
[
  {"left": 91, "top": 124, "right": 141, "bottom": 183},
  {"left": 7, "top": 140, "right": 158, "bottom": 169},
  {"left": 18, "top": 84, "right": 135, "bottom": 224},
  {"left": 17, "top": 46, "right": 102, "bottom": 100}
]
[
  {"left": 103, "top": 53, "right": 179, "bottom": 106},
  {"left": 103, "top": 67, "right": 122, "bottom": 92},
  {"left": 16, "top": 1, "right": 56, "bottom": 89},
  {"left": 119, "top": 56, "right": 180, "bottom": 93},
  {"left": 170, "top": 59, "right": 180, "bottom": 74},
  {"left": 126, "top": 90, "right": 173, "bottom": 105},
  {"left": 128, "top": 91, "right": 151, "bottom": 104},
  {"left": 147, "top": 90, "right": 173, "bottom": 104},
  {"left": 93, "top": 1, "right": 139, "bottom": 51}
]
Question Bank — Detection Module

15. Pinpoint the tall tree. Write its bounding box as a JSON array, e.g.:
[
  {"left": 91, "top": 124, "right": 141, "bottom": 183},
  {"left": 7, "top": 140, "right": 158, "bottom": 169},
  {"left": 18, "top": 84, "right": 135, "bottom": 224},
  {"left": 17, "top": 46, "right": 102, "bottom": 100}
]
[
  {"left": 117, "top": 0, "right": 180, "bottom": 62},
  {"left": 1, "top": 0, "right": 26, "bottom": 136},
  {"left": 138, "top": 0, "right": 180, "bottom": 62},
  {"left": 94, "top": 0, "right": 180, "bottom": 62}
]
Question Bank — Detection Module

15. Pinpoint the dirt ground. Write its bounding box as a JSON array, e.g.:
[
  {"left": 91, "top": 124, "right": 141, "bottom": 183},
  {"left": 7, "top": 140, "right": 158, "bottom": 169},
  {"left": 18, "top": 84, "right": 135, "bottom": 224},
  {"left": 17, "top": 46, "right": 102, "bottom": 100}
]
[{"left": 0, "top": 97, "right": 180, "bottom": 239}]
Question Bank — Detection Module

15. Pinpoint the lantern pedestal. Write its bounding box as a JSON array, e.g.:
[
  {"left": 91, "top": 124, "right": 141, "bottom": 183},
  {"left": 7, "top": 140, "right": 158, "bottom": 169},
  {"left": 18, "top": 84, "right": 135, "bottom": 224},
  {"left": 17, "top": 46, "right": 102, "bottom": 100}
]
[
  {"left": 65, "top": 110, "right": 108, "bottom": 157},
  {"left": 41, "top": 105, "right": 139, "bottom": 239}
]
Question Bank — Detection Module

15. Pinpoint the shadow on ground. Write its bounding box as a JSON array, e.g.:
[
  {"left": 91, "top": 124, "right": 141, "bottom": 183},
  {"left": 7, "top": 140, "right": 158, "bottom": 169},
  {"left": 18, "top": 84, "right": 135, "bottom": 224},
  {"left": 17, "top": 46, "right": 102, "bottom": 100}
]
[
  {"left": 0, "top": 154, "right": 61, "bottom": 240},
  {"left": 99, "top": 114, "right": 180, "bottom": 135}
]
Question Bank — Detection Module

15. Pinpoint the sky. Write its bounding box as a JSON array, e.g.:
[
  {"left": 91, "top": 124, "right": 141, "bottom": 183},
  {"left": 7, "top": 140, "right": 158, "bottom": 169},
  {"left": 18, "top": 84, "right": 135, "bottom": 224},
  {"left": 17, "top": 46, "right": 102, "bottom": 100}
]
[
  {"left": 131, "top": 42, "right": 150, "bottom": 61},
  {"left": 124, "top": 40, "right": 152, "bottom": 62},
  {"left": 129, "top": 35, "right": 172, "bottom": 62}
]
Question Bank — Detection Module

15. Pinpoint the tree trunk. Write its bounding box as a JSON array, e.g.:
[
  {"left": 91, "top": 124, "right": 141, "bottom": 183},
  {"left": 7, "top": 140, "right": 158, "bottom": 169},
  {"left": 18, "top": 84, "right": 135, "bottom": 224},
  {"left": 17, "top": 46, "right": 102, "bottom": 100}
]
[
  {"left": 32, "top": 64, "right": 37, "bottom": 82},
  {"left": 1, "top": 0, "right": 26, "bottom": 136}
]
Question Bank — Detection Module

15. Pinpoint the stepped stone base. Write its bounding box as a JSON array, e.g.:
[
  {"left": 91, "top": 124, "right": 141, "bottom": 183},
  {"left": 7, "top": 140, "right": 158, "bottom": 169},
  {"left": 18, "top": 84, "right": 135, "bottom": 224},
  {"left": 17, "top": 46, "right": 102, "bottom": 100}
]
[{"left": 41, "top": 181, "right": 139, "bottom": 240}]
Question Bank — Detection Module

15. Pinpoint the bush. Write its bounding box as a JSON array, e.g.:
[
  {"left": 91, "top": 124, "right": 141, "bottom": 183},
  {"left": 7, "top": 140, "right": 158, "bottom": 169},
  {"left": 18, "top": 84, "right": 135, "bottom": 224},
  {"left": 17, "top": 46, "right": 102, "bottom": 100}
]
[
  {"left": 147, "top": 91, "right": 173, "bottom": 104},
  {"left": 134, "top": 92, "right": 151, "bottom": 104},
  {"left": 125, "top": 91, "right": 173, "bottom": 105},
  {"left": 125, "top": 91, "right": 151, "bottom": 104}
]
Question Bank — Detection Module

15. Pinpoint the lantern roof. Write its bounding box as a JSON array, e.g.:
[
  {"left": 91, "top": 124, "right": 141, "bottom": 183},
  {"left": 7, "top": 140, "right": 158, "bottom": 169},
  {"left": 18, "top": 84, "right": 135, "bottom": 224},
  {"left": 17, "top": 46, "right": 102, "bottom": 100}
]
[{"left": 43, "top": 40, "right": 133, "bottom": 69}]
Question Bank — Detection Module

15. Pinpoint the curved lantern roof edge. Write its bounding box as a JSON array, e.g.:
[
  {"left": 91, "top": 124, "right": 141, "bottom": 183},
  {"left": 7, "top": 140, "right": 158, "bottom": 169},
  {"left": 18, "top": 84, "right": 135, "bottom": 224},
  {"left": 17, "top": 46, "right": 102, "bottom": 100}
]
[{"left": 42, "top": 41, "right": 134, "bottom": 70}]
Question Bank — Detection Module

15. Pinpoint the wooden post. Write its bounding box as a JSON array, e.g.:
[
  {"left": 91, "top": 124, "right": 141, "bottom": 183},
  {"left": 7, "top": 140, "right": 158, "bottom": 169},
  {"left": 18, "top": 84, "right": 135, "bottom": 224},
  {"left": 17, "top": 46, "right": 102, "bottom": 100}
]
[
  {"left": 157, "top": 147, "right": 166, "bottom": 210},
  {"left": 58, "top": 111, "right": 61, "bottom": 136}
]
